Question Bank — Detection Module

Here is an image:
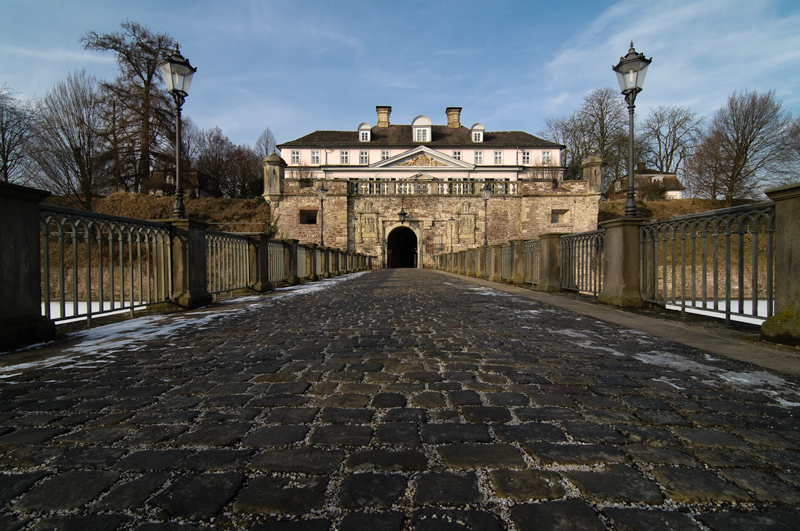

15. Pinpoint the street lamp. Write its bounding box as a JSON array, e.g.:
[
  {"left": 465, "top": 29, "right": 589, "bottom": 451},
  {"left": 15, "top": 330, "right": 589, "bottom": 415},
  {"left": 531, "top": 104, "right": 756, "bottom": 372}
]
[
  {"left": 449, "top": 216, "right": 455, "bottom": 252},
  {"left": 398, "top": 206, "right": 407, "bottom": 225},
  {"left": 159, "top": 46, "right": 197, "bottom": 219},
  {"left": 317, "top": 184, "right": 329, "bottom": 246},
  {"left": 480, "top": 183, "right": 491, "bottom": 246},
  {"left": 613, "top": 42, "right": 651, "bottom": 218}
]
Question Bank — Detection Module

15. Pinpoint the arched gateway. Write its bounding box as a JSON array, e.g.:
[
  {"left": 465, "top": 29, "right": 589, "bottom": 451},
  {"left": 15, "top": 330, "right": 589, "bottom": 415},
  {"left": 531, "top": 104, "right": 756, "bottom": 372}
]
[{"left": 387, "top": 226, "right": 417, "bottom": 268}]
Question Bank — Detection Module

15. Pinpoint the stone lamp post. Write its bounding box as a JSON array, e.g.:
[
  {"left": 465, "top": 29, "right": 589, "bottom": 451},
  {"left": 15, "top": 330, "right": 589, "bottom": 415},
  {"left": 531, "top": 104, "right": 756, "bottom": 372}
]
[
  {"left": 613, "top": 42, "right": 651, "bottom": 218},
  {"left": 317, "top": 184, "right": 329, "bottom": 245},
  {"left": 481, "top": 183, "right": 491, "bottom": 246},
  {"left": 159, "top": 46, "right": 197, "bottom": 219}
]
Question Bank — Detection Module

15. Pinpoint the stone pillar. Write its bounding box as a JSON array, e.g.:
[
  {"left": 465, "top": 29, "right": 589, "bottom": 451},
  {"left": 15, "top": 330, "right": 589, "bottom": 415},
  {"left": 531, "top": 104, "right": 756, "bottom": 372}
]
[
  {"left": 537, "top": 233, "right": 564, "bottom": 292},
  {"left": 457, "top": 250, "right": 466, "bottom": 275},
  {"left": 249, "top": 234, "right": 272, "bottom": 292},
  {"left": 762, "top": 183, "right": 800, "bottom": 345},
  {"left": 477, "top": 246, "right": 488, "bottom": 278},
  {"left": 347, "top": 251, "right": 356, "bottom": 273},
  {"left": 168, "top": 219, "right": 213, "bottom": 309},
  {"left": 284, "top": 239, "right": 300, "bottom": 285},
  {"left": 465, "top": 248, "right": 475, "bottom": 276},
  {"left": 262, "top": 153, "right": 286, "bottom": 203},
  {"left": 306, "top": 244, "right": 318, "bottom": 281},
  {"left": 0, "top": 183, "right": 55, "bottom": 349},
  {"left": 509, "top": 239, "right": 526, "bottom": 285},
  {"left": 489, "top": 244, "right": 503, "bottom": 282},
  {"left": 597, "top": 218, "right": 643, "bottom": 308},
  {"left": 319, "top": 246, "right": 331, "bottom": 278}
]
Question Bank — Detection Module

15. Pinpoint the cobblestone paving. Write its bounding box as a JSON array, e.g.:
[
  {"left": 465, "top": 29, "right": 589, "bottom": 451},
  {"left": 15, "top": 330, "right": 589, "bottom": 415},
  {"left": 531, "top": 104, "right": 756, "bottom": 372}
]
[{"left": 2, "top": 269, "right": 800, "bottom": 530}]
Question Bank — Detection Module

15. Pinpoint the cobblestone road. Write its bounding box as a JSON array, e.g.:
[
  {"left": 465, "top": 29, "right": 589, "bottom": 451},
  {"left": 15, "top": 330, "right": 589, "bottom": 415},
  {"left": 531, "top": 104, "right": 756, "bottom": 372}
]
[{"left": 2, "top": 269, "right": 800, "bottom": 530}]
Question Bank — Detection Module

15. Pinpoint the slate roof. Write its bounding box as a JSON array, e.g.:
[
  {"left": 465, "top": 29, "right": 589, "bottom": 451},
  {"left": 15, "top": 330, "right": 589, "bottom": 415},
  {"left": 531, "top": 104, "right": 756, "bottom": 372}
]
[{"left": 279, "top": 125, "right": 563, "bottom": 150}]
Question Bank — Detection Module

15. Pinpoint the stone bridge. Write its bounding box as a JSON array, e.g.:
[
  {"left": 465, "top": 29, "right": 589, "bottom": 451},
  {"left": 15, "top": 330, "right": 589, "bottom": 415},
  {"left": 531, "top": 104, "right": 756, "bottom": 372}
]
[{"left": 1, "top": 268, "right": 800, "bottom": 530}]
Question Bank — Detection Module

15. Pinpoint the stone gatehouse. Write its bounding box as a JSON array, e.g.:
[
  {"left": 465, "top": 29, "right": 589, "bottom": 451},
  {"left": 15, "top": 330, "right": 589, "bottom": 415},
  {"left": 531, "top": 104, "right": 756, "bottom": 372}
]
[{"left": 263, "top": 106, "right": 603, "bottom": 268}]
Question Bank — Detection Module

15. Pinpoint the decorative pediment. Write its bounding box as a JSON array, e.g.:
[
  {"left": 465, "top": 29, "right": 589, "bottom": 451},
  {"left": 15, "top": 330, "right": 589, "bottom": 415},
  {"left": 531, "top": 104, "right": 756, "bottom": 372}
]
[
  {"left": 372, "top": 145, "right": 474, "bottom": 169},
  {"left": 398, "top": 154, "right": 447, "bottom": 167}
]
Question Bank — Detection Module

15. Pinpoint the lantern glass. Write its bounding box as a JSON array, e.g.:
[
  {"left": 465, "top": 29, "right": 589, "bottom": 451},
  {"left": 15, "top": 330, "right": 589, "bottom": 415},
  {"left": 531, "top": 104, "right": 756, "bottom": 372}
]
[
  {"left": 613, "top": 43, "right": 651, "bottom": 94},
  {"left": 481, "top": 184, "right": 491, "bottom": 201},
  {"left": 159, "top": 48, "right": 196, "bottom": 96},
  {"left": 317, "top": 185, "right": 329, "bottom": 201}
]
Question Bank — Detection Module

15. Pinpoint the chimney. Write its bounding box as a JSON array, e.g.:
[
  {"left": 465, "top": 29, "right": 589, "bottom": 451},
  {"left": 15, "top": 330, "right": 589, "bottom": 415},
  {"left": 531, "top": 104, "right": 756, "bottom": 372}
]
[
  {"left": 376, "top": 106, "right": 391, "bottom": 128},
  {"left": 446, "top": 107, "right": 462, "bottom": 128}
]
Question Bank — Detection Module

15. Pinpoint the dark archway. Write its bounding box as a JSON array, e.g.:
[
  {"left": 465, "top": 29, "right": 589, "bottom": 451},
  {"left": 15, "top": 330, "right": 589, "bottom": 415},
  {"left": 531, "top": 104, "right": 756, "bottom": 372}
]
[{"left": 387, "top": 227, "right": 417, "bottom": 268}]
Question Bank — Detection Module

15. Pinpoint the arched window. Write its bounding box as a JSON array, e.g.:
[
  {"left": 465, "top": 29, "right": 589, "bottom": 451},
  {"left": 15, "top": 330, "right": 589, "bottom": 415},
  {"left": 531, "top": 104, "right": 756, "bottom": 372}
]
[{"left": 411, "top": 115, "right": 432, "bottom": 143}]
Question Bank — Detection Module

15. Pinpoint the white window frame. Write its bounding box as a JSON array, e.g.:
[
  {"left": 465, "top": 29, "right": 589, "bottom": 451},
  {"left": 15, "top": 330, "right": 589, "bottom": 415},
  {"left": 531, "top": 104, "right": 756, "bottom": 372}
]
[
  {"left": 340, "top": 150, "right": 349, "bottom": 164},
  {"left": 381, "top": 150, "right": 390, "bottom": 160},
  {"left": 474, "top": 151, "right": 483, "bottom": 164},
  {"left": 359, "top": 150, "right": 369, "bottom": 165},
  {"left": 416, "top": 128, "right": 428, "bottom": 142},
  {"left": 472, "top": 131, "right": 483, "bottom": 142},
  {"left": 452, "top": 150, "right": 462, "bottom": 160},
  {"left": 494, "top": 151, "right": 503, "bottom": 165},
  {"left": 311, "top": 150, "right": 320, "bottom": 165},
  {"left": 291, "top": 150, "right": 300, "bottom": 164},
  {"left": 522, "top": 150, "right": 531, "bottom": 165},
  {"left": 542, "top": 151, "right": 552, "bottom": 165},
  {"left": 360, "top": 131, "right": 370, "bottom": 142}
]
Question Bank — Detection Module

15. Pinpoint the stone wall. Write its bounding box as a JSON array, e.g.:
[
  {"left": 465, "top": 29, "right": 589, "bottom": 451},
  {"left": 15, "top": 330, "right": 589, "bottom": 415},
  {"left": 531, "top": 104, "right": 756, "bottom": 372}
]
[{"left": 268, "top": 178, "right": 600, "bottom": 267}]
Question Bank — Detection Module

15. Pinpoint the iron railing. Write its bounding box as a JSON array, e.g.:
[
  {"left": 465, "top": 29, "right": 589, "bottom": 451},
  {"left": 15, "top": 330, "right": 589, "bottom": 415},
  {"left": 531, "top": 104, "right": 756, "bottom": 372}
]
[
  {"left": 561, "top": 230, "right": 604, "bottom": 296},
  {"left": 40, "top": 204, "right": 172, "bottom": 324},
  {"left": 523, "top": 240, "right": 541, "bottom": 285},
  {"left": 267, "top": 240, "right": 285, "bottom": 283},
  {"left": 640, "top": 202, "right": 775, "bottom": 324},
  {"left": 206, "top": 230, "right": 250, "bottom": 295}
]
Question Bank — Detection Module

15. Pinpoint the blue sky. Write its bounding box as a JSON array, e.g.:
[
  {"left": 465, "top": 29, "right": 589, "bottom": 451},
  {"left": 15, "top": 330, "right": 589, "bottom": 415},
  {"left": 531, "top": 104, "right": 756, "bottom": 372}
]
[{"left": 2, "top": 0, "right": 799, "bottom": 148}]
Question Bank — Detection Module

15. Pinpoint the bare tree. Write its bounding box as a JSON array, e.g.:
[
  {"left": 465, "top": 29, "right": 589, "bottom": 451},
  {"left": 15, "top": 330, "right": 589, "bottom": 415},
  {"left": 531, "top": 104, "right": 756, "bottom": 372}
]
[
  {"left": 196, "top": 127, "right": 234, "bottom": 197},
  {"left": 775, "top": 115, "right": 800, "bottom": 186},
  {"left": 0, "top": 85, "right": 34, "bottom": 183},
  {"left": 255, "top": 126, "right": 278, "bottom": 158},
  {"left": 83, "top": 21, "right": 176, "bottom": 193},
  {"left": 540, "top": 88, "right": 629, "bottom": 186},
  {"left": 29, "top": 70, "right": 110, "bottom": 210},
  {"left": 687, "top": 90, "right": 790, "bottom": 203},
  {"left": 641, "top": 105, "right": 704, "bottom": 175},
  {"left": 226, "top": 145, "right": 263, "bottom": 198}
]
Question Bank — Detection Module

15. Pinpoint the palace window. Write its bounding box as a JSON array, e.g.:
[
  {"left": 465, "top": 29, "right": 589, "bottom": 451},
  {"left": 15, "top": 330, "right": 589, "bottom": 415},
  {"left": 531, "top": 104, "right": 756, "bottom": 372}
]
[
  {"left": 471, "top": 123, "right": 484, "bottom": 143},
  {"left": 340, "top": 150, "right": 349, "bottom": 164},
  {"left": 522, "top": 150, "right": 531, "bottom": 165},
  {"left": 411, "top": 115, "right": 432, "bottom": 143},
  {"left": 299, "top": 209, "right": 318, "bottom": 224},
  {"left": 542, "top": 151, "right": 552, "bottom": 165},
  {"left": 360, "top": 150, "right": 369, "bottom": 165},
  {"left": 474, "top": 151, "right": 483, "bottom": 164},
  {"left": 291, "top": 150, "right": 300, "bottom": 164},
  {"left": 358, "top": 122, "right": 371, "bottom": 142},
  {"left": 381, "top": 150, "right": 390, "bottom": 160},
  {"left": 452, "top": 150, "right": 462, "bottom": 160},
  {"left": 494, "top": 151, "right": 503, "bottom": 165},
  {"left": 311, "top": 150, "right": 320, "bottom": 165}
]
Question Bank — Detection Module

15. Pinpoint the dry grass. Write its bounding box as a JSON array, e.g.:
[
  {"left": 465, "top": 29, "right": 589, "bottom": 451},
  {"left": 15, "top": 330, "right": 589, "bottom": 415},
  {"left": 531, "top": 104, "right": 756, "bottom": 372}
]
[
  {"left": 599, "top": 198, "right": 755, "bottom": 223},
  {"left": 45, "top": 193, "right": 273, "bottom": 234}
]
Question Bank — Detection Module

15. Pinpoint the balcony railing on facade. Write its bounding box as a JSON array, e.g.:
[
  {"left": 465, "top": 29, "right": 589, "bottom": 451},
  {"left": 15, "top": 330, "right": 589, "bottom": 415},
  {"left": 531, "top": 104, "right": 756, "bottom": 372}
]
[{"left": 350, "top": 179, "right": 519, "bottom": 196}]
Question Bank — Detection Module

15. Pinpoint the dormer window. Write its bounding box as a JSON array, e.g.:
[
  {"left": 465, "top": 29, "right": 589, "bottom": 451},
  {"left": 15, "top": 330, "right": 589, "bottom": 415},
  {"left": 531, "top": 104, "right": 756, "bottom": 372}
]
[
  {"left": 471, "top": 123, "right": 485, "bottom": 143},
  {"left": 411, "top": 115, "right": 432, "bottom": 143},
  {"left": 358, "top": 122, "right": 371, "bottom": 142}
]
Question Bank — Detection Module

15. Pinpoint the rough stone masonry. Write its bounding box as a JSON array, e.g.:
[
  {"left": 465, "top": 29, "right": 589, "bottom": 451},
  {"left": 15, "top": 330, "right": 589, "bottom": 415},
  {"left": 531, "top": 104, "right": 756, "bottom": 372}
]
[{"left": 1, "top": 269, "right": 799, "bottom": 530}]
